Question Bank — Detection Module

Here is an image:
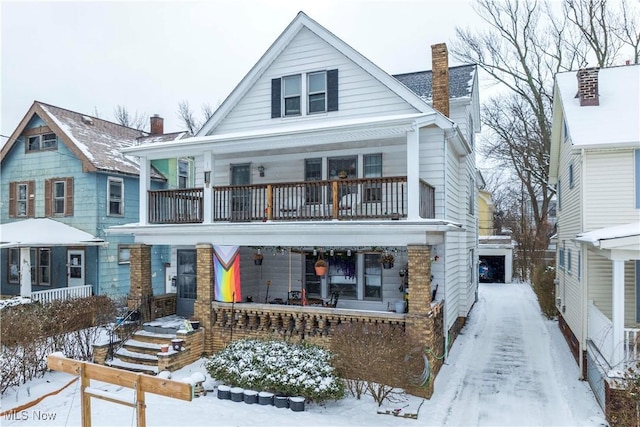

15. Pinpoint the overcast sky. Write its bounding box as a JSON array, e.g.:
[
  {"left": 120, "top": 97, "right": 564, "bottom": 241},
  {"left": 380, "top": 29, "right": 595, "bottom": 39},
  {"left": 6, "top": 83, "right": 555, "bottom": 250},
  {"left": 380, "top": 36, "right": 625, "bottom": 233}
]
[{"left": 1, "top": 0, "right": 488, "bottom": 136}]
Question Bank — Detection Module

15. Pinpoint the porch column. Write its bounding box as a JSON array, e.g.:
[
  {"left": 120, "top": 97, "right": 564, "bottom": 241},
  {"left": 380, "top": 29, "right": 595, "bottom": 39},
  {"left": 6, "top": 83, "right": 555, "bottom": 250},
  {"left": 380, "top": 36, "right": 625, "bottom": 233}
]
[
  {"left": 194, "top": 243, "right": 215, "bottom": 354},
  {"left": 406, "top": 124, "right": 420, "bottom": 220},
  {"left": 611, "top": 259, "right": 625, "bottom": 367},
  {"left": 405, "top": 245, "right": 439, "bottom": 398},
  {"left": 128, "top": 244, "right": 153, "bottom": 321},
  {"left": 203, "top": 151, "right": 213, "bottom": 223},
  {"left": 138, "top": 156, "right": 150, "bottom": 226},
  {"left": 19, "top": 247, "right": 31, "bottom": 298}
]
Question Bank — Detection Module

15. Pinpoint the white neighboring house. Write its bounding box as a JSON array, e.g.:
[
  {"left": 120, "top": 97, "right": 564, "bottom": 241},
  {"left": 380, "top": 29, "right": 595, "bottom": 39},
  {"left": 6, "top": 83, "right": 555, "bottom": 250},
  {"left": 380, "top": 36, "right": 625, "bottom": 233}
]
[
  {"left": 549, "top": 64, "right": 640, "bottom": 409},
  {"left": 109, "top": 12, "right": 480, "bottom": 380}
]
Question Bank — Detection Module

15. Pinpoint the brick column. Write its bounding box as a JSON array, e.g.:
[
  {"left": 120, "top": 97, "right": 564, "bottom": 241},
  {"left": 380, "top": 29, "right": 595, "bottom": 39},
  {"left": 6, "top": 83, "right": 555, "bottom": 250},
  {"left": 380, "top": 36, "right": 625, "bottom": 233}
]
[
  {"left": 194, "top": 243, "right": 215, "bottom": 355},
  {"left": 128, "top": 244, "right": 154, "bottom": 321},
  {"left": 405, "top": 245, "right": 438, "bottom": 398}
]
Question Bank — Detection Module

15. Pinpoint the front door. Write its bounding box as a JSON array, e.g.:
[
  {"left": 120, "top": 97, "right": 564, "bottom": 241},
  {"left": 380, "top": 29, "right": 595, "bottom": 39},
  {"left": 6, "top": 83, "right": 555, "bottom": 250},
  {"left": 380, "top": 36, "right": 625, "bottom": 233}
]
[
  {"left": 67, "top": 250, "right": 85, "bottom": 287},
  {"left": 231, "top": 164, "right": 251, "bottom": 221},
  {"left": 176, "top": 249, "right": 197, "bottom": 317}
]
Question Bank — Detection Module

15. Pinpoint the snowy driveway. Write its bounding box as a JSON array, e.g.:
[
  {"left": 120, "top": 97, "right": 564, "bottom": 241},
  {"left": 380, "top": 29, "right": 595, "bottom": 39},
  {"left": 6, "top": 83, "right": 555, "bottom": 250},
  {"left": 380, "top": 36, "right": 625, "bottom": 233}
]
[{"left": 422, "top": 282, "right": 605, "bottom": 426}]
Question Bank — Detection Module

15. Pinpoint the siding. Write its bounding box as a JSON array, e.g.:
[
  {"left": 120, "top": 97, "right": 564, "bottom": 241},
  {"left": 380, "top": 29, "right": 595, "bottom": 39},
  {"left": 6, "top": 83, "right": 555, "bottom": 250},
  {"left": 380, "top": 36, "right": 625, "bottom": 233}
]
[
  {"left": 210, "top": 27, "right": 419, "bottom": 135},
  {"left": 584, "top": 150, "right": 637, "bottom": 230},
  {"left": 555, "top": 130, "right": 584, "bottom": 342},
  {"left": 589, "top": 257, "right": 639, "bottom": 328}
]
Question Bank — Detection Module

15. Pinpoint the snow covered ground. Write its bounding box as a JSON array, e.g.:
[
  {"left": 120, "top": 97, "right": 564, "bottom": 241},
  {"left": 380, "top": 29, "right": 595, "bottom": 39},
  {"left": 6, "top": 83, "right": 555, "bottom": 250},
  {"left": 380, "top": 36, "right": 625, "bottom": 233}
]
[{"left": 1, "top": 282, "right": 608, "bottom": 426}]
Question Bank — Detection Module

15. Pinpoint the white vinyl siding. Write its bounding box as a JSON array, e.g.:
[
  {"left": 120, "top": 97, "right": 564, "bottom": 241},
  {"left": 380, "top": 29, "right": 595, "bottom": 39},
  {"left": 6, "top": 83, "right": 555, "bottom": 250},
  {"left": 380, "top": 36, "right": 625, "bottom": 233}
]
[
  {"left": 210, "top": 27, "right": 418, "bottom": 135},
  {"left": 584, "top": 150, "right": 637, "bottom": 230}
]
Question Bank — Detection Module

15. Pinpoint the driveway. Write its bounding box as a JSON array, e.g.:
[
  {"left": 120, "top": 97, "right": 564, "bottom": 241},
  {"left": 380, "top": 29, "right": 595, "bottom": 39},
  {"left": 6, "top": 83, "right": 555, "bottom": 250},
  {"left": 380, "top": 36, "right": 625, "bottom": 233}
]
[{"left": 421, "top": 282, "right": 606, "bottom": 426}]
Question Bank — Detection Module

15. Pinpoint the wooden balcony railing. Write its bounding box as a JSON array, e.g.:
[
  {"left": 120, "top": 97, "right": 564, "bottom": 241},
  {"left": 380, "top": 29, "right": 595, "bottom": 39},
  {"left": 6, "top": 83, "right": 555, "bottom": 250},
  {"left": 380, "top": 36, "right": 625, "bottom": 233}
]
[
  {"left": 147, "top": 176, "right": 436, "bottom": 224},
  {"left": 148, "top": 188, "right": 204, "bottom": 224}
]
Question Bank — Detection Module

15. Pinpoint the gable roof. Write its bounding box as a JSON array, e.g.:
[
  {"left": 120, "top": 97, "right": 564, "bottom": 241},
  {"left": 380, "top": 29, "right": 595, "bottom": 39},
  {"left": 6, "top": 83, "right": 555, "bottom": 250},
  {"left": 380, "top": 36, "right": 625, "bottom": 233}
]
[
  {"left": 198, "top": 11, "right": 447, "bottom": 136},
  {"left": 555, "top": 64, "right": 640, "bottom": 148},
  {"left": 1, "top": 101, "right": 167, "bottom": 179},
  {"left": 393, "top": 64, "right": 477, "bottom": 101}
]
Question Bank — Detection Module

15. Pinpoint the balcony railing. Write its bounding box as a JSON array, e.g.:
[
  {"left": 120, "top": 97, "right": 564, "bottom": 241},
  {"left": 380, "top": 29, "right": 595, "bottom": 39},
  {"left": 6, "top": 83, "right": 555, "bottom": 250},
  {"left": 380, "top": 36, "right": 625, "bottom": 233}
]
[
  {"left": 31, "top": 285, "right": 92, "bottom": 304},
  {"left": 148, "top": 176, "right": 435, "bottom": 224}
]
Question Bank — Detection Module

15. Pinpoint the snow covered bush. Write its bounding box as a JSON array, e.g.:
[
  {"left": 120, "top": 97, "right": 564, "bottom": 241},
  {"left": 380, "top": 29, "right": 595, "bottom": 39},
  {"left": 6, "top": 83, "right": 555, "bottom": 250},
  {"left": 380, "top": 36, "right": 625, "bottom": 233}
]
[
  {"left": 532, "top": 263, "right": 557, "bottom": 319},
  {"left": 205, "top": 339, "right": 345, "bottom": 402}
]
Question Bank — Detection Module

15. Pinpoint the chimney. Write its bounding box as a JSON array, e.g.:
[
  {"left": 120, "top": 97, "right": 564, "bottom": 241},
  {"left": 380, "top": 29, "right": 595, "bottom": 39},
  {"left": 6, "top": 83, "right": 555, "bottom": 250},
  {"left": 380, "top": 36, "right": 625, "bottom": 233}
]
[
  {"left": 576, "top": 68, "right": 599, "bottom": 106},
  {"left": 150, "top": 114, "right": 164, "bottom": 135},
  {"left": 431, "top": 43, "right": 450, "bottom": 118}
]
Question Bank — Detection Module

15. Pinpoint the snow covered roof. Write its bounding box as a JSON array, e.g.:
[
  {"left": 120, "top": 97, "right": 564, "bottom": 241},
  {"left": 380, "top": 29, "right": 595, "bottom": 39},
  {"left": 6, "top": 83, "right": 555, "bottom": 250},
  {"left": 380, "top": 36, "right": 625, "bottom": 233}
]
[
  {"left": 393, "top": 64, "right": 477, "bottom": 101},
  {"left": 555, "top": 65, "right": 640, "bottom": 148},
  {"left": 576, "top": 222, "right": 640, "bottom": 257},
  {"left": 0, "top": 218, "right": 106, "bottom": 248},
  {"left": 1, "top": 102, "right": 167, "bottom": 179}
]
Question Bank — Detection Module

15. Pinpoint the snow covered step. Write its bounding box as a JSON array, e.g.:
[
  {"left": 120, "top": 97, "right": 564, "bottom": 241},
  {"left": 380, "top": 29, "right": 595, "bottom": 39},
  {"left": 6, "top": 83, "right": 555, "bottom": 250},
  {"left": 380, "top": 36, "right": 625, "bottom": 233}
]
[
  {"left": 132, "top": 330, "right": 176, "bottom": 345},
  {"left": 123, "top": 339, "right": 165, "bottom": 356},
  {"left": 114, "top": 347, "right": 158, "bottom": 367},
  {"left": 106, "top": 357, "right": 158, "bottom": 375}
]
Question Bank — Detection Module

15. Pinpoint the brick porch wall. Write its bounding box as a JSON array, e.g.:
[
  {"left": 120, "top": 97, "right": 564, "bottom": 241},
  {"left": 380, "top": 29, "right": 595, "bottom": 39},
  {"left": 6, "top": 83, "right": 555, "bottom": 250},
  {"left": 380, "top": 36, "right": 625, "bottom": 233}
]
[
  {"left": 128, "top": 244, "right": 154, "bottom": 321},
  {"left": 194, "top": 243, "right": 215, "bottom": 355}
]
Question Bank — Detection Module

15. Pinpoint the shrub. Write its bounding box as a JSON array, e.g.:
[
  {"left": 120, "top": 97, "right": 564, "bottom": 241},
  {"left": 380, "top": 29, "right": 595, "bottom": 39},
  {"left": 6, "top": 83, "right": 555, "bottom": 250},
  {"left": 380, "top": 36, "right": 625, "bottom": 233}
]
[
  {"left": 531, "top": 263, "right": 557, "bottom": 319},
  {"left": 330, "top": 322, "right": 421, "bottom": 406},
  {"left": 0, "top": 295, "right": 116, "bottom": 394},
  {"left": 205, "top": 339, "right": 345, "bottom": 402}
]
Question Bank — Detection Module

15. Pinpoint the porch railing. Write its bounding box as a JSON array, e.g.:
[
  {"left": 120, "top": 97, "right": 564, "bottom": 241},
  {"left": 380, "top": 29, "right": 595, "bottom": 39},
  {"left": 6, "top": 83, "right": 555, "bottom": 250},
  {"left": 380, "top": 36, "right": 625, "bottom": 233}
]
[
  {"left": 148, "top": 188, "right": 204, "bottom": 224},
  {"left": 31, "top": 285, "right": 92, "bottom": 304},
  {"left": 625, "top": 327, "right": 640, "bottom": 362},
  {"left": 147, "top": 176, "right": 436, "bottom": 224},
  {"left": 588, "top": 301, "right": 640, "bottom": 365}
]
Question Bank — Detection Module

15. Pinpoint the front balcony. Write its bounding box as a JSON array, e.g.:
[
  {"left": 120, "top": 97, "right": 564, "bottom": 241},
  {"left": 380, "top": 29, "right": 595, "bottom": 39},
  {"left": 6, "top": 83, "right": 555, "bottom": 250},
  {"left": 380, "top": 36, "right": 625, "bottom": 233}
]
[{"left": 147, "top": 176, "right": 435, "bottom": 224}]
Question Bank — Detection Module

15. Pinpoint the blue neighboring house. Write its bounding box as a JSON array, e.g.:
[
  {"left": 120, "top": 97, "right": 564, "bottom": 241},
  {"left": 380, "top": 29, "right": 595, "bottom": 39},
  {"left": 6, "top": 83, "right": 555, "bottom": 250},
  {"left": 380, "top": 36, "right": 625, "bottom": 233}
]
[{"left": 0, "top": 101, "right": 183, "bottom": 298}]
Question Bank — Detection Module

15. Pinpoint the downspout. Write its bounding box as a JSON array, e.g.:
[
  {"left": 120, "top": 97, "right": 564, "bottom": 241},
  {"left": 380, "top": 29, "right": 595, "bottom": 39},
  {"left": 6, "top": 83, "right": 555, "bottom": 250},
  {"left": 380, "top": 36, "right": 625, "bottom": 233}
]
[
  {"left": 443, "top": 130, "right": 450, "bottom": 359},
  {"left": 579, "top": 148, "right": 587, "bottom": 379}
]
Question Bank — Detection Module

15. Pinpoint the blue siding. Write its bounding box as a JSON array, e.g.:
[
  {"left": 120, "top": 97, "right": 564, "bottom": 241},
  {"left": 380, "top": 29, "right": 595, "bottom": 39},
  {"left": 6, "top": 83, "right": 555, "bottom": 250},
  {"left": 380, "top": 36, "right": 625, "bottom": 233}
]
[{"left": 1, "top": 116, "right": 169, "bottom": 297}]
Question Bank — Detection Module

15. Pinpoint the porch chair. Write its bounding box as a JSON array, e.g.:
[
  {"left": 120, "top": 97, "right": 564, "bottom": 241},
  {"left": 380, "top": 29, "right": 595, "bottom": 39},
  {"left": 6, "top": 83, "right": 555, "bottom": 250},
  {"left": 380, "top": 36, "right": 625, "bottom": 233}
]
[
  {"left": 287, "top": 290, "right": 302, "bottom": 305},
  {"left": 338, "top": 192, "right": 361, "bottom": 216},
  {"left": 324, "top": 291, "right": 340, "bottom": 308},
  {"left": 278, "top": 192, "right": 305, "bottom": 218}
]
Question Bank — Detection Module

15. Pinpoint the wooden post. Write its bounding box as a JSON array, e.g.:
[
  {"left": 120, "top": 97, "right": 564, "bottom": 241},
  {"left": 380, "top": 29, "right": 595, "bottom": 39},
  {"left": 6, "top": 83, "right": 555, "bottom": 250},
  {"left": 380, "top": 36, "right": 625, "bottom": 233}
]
[
  {"left": 47, "top": 354, "right": 192, "bottom": 427},
  {"left": 332, "top": 181, "right": 339, "bottom": 219},
  {"left": 266, "top": 184, "right": 273, "bottom": 220}
]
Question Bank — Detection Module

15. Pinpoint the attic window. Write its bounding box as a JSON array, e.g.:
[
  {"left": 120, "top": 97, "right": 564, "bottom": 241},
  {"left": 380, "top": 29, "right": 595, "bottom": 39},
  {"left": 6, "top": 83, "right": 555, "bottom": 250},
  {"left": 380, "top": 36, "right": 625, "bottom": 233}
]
[{"left": 26, "top": 133, "right": 57, "bottom": 152}]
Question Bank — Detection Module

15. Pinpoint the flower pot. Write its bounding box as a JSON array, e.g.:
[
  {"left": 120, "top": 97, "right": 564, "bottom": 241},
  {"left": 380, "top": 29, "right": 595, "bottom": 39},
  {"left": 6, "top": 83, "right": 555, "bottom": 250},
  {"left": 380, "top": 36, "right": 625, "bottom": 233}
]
[
  {"left": 258, "top": 391, "right": 274, "bottom": 406},
  {"left": 160, "top": 344, "right": 169, "bottom": 353},
  {"left": 171, "top": 338, "right": 184, "bottom": 351},
  {"left": 315, "top": 265, "right": 327, "bottom": 276},
  {"left": 254, "top": 258, "right": 263, "bottom": 265},
  {"left": 189, "top": 320, "right": 200, "bottom": 330},
  {"left": 395, "top": 301, "right": 406, "bottom": 314},
  {"left": 289, "top": 396, "right": 305, "bottom": 412},
  {"left": 230, "top": 387, "right": 244, "bottom": 402},
  {"left": 382, "top": 262, "right": 394, "bottom": 269},
  {"left": 243, "top": 389, "right": 258, "bottom": 404},
  {"left": 274, "top": 394, "right": 289, "bottom": 408},
  {"left": 217, "top": 385, "right": 231, "bottom": 400}
]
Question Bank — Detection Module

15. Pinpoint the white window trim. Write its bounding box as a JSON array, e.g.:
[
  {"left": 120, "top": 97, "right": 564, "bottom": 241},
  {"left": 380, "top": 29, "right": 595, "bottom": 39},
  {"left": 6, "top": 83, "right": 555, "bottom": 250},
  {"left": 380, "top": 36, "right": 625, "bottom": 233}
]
[
  {"left": 26, "top": 133, "right": 57, "bottom": 152},
  {"left": 282, "top": 74, "right": 302, "bottom": 117},
  {"left": 107, "top": 177, "right": 124, "bottom": 216},
  {"left": 118, "top": 245, "right": 131, "bottom": 264},
  {"left": 17, "top": 183, "right": 28, "bottom": 217},
  {"left": 53, "top": 180, "right": 66, "bottom": 215},
  {"left": 307, "top": 71, "right": 327, "bottom": 114}
]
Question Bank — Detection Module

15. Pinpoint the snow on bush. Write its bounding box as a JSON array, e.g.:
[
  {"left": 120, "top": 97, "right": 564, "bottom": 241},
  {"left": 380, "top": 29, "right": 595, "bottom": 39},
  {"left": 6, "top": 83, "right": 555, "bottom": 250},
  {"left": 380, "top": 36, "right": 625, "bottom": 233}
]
[{"left": 205, "top": 339, "right": 345, "bottom": 402}]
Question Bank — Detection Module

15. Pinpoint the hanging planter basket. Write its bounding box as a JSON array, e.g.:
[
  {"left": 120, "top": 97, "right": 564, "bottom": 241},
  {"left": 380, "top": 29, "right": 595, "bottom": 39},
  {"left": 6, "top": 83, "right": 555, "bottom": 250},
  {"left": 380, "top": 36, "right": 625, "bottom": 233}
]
[
  {"left": 314, "top": 259, "right": 327, "bottom": 276},
  {"left": 253, "top": 252, "right": 264, "bottom": 265},
  {"left": 381, "top": 253, "right": 395, "bottom": 269}
]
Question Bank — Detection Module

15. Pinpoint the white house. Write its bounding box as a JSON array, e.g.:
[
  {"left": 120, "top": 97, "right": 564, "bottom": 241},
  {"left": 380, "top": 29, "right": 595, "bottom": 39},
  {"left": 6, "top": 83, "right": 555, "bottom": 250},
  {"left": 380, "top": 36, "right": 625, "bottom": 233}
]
[
  {"left": 549, "top": 64, "right": 640, "bottom": 409},
  {"left": 109, "top": 12, "right": 480, "bottom": 396}
]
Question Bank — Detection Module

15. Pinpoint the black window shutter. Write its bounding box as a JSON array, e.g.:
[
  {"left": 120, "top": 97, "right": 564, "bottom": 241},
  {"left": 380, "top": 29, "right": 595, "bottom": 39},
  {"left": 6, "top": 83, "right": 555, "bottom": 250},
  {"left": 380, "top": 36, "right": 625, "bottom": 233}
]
[
  {"left": 327, "top": 69, "right": 339, "bottom": 112},
  {"left": 271, "top": 78, "right": 282, "bottom": 118}
]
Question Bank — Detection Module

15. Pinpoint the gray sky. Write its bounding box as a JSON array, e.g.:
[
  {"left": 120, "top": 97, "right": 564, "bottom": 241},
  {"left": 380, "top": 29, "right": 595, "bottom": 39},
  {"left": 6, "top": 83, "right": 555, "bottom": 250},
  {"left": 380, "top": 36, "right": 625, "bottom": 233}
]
[{"left": 1, "top": 0, "right": 486, "bottom": 136}]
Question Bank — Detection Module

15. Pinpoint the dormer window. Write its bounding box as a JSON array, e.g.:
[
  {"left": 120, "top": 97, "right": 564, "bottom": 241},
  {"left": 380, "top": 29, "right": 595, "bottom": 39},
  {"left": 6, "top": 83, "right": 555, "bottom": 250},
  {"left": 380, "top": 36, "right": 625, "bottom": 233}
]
[{"left": 271, "top": 69, "right": 338, "bottom": 118}]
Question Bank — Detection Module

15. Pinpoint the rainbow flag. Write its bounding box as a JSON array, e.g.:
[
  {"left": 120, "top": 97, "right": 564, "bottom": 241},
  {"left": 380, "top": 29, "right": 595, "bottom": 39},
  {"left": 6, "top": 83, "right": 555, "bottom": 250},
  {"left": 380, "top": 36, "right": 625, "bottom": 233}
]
[{"left": 214, "top": 246, "right": 242, "bottom": 302}]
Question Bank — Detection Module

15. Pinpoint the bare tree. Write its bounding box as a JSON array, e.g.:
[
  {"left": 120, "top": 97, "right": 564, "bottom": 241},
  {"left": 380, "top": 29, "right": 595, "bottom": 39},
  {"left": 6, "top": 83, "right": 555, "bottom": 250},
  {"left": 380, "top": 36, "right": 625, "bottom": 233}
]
[
  {"left": 177, "top": 100, "right": 215, "bottom": 135},
  {"left": 452, "top": 0, "right": 632, "bottom": 274},
  {"left": 616, "top": 0, "right": 640, "bottom": 64},
  {"left": 113, "top": 105, "right": 147, "bottom": 131},
  {"left": 565, "top": 0, "right": 623, "bottom": 67}
]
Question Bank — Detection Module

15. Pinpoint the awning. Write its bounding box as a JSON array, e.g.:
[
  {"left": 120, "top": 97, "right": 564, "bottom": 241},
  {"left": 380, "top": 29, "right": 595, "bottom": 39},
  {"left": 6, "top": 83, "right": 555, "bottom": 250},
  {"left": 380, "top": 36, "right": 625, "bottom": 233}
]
[{"left": 0, "top": 218, "right": 107, "bottom": 248}]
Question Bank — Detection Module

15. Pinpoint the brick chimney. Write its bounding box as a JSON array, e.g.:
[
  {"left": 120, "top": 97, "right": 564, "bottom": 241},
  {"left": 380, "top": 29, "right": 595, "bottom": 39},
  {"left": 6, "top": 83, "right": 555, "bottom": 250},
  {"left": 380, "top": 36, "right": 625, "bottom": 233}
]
[
  {"left": 431, "top": 43, "right": 450, "bottom": 118},
  {"left": 576, "top": 67, "right": 599, "bottom": 106},
  {"left": 150, "top": 114, "right": 164, "bottom": 135}
]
